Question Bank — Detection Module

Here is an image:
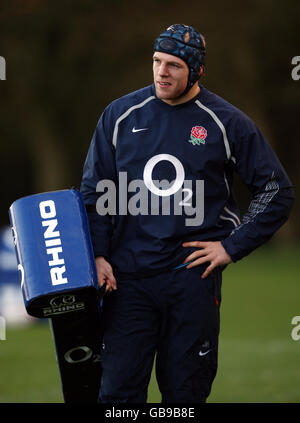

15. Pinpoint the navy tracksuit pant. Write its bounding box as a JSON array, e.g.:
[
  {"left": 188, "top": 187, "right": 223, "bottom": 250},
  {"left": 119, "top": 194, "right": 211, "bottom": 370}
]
[{"left": 98, "top": 264, "right": 222, "bottom": 403}]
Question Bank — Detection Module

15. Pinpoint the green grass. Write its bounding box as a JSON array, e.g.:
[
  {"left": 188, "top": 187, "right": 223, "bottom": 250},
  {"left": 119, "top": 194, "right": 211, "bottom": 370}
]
[
  {"left": 208, "top": 244, "right": 300, "bottom": 403},
  {"left": 1, "top": 245, "right": 300, "bottom": 403},
  {"left": 0, "top": 323, "right": 63, "bottom": 403}
]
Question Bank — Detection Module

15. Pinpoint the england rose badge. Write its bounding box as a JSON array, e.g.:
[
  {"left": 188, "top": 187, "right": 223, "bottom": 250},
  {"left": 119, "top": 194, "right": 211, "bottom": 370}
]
[{"left": 189, "top": 126, "right": 207, "bottom": 145}]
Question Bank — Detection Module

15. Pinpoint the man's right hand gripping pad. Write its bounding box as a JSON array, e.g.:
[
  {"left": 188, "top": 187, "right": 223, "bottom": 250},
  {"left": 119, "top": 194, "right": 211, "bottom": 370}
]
[{"left": 9, "top": 188, "right": 104, "bottom": 403}]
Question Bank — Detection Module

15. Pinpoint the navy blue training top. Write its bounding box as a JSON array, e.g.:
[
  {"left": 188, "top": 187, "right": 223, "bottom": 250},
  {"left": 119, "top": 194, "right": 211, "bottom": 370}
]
[{"left": 80, "top": 83, "right": 294, "bottom": 278}]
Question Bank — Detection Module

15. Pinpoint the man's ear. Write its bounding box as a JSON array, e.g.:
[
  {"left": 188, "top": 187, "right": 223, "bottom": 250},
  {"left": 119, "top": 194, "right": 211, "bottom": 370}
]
[{"left": 199, "top": 65, "right": 205, "bottom": 77}]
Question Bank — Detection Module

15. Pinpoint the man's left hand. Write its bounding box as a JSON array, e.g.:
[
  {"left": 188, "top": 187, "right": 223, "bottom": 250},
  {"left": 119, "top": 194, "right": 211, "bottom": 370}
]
[{"left": 182, "top": 241, "right": 232, "bottom": 278}]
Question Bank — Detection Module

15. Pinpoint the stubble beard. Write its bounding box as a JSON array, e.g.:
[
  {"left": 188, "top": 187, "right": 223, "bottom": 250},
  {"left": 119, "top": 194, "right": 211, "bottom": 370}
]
[{"left": 155, "top": 83, "right": 187, "bottom": 102}]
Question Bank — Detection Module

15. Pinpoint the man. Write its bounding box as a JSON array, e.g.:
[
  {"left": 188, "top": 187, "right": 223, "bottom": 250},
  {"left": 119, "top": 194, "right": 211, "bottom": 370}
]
[{"left": 80, "top": 24, "right": 294, "bottom": 403}]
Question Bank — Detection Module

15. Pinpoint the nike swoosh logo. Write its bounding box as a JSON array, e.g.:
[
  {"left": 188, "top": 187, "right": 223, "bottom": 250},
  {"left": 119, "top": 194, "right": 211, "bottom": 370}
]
[
  {"left": 199, "top": 349, "right": 211, "bottom": 356},
  {"left": 132, "top": 127, "right": 148, "bottom": 133}
]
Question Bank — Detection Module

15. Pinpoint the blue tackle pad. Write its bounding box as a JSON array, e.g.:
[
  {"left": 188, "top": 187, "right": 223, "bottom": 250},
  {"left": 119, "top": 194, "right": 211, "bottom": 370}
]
[{"left": 9, "top": 189, "right": 104, "bottom": 403}]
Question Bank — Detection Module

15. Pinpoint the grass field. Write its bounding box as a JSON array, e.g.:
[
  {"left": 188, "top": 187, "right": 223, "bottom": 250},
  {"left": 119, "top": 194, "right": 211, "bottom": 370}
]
[{"left": 0, "top": 244, "right": 299, "bottom": 403}]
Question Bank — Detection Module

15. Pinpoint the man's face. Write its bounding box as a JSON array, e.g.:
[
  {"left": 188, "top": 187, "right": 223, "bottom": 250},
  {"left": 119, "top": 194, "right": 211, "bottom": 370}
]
[{"left": 153, "top": 51, "right": 189, "bottom": 102}]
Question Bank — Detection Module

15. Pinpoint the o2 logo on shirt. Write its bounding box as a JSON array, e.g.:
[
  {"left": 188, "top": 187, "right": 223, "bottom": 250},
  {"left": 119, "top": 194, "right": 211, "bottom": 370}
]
[{"left": 96, "top": 154, "right": 204, "bottom": 226}]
